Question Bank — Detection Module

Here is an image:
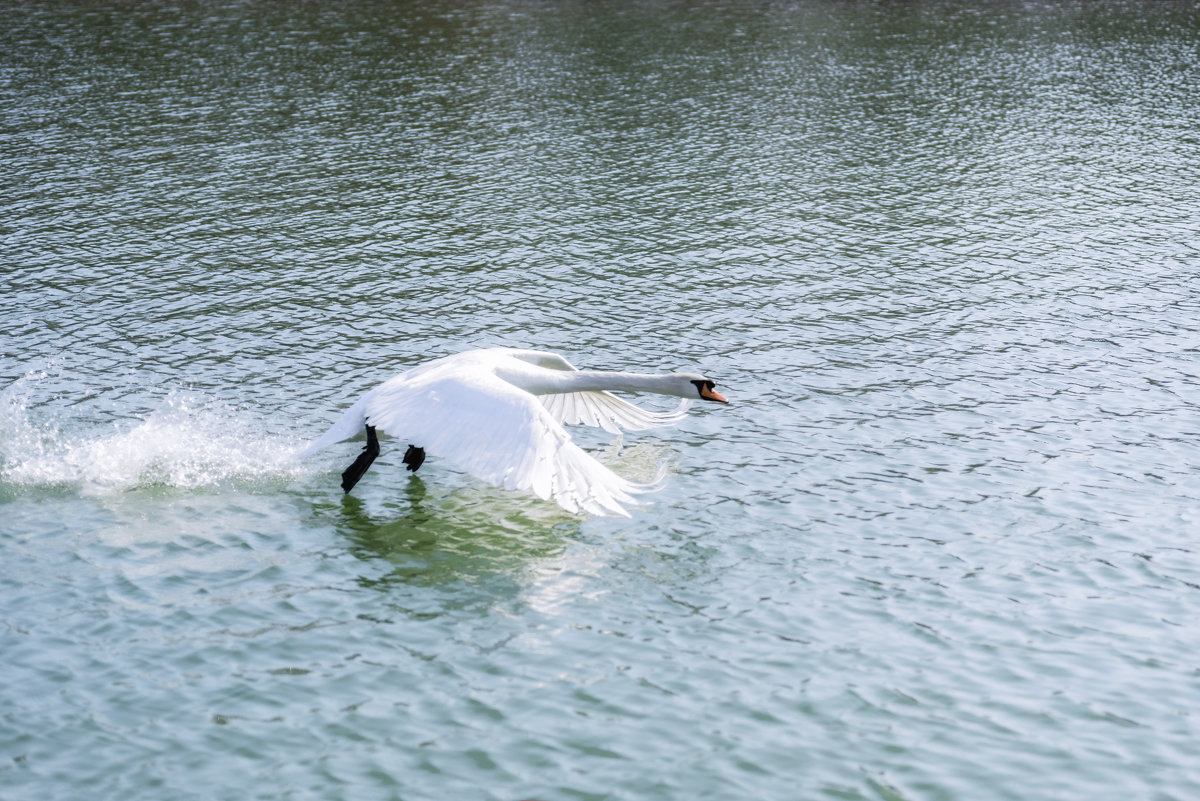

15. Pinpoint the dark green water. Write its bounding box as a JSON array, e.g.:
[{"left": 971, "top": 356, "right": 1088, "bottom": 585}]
[{"left": 3, "top": 1, "right": 1200, "bottom": 799}]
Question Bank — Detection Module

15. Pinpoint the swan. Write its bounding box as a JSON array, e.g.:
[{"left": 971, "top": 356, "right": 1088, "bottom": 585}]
[{"left": 299, "top": 347, "right": 729, "bottom": 516}]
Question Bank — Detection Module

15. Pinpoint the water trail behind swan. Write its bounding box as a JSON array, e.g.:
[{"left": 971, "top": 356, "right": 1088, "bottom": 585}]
[{"left": 0, "top": 367, "right": 311, "bottom": 494}]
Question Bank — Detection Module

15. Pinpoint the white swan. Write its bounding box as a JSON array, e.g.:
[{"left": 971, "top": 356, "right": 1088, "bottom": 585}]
[{"left": 299, "top": 347, "right": 729, "bottom": 516}]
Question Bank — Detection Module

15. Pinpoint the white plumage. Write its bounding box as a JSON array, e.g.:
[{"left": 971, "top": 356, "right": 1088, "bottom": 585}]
[{"left": 299, "top": 348, "right": 728, "bottom": 516}]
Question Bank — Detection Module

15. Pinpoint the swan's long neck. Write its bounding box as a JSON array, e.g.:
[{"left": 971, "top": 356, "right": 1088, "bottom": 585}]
[{"left": 516, "top": 369, "right": 684, "bottom": 397}]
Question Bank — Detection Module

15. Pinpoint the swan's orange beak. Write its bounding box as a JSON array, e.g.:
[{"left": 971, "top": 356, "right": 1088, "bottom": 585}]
[{"left": 700, "top": 385, "right": 728, "bottom": 404}]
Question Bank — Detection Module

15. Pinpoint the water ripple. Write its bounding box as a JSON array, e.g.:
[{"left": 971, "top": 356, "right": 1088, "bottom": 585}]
[{"left": 4, "top": 1, "right": 1200, "bottom": 800}]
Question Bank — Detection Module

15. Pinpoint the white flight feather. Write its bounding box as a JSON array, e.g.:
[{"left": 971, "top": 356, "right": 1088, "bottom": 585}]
[{"left": 509, "top": 347, "right": 694, "bottom": 433}]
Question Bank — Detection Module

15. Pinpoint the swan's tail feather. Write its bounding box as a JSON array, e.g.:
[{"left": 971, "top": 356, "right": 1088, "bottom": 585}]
[{"left": 296, "top": 393, "right": 371, "bottom": 459}]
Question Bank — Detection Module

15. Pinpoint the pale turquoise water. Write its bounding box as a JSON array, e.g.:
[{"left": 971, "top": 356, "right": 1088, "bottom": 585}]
[{"left": 3, "top": 1, "right": 1200, "bottom": 799}]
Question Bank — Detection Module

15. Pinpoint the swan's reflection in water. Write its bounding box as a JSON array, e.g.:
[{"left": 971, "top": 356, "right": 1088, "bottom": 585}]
[
  {"left": 325, "top": 440, "right": 673, "bottom": 618},
  {"left": 333, "top": 475, "right": 584, "bottom": 608}
]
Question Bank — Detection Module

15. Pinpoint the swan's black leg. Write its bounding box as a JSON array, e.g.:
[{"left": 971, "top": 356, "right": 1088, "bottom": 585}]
[
  {"left": 341, "top": 425, "right": 380, "bottom": 493},
  {"left": 403, "top": 444, "right": 426, "bottom": 472}
]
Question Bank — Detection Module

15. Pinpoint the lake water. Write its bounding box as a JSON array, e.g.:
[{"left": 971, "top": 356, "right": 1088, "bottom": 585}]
[{"left": 3, "top": 1, "right": 1199, "bottom": 799}]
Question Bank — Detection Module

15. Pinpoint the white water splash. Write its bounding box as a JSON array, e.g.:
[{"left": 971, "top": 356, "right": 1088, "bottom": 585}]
[{"left": 0, "top": 368, "right": 311, "bottom": 494}]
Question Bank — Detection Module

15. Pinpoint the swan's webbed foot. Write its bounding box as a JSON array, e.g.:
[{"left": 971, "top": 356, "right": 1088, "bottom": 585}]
[
  {"left": 403, "top": 444, "right": 425, "bottom": 472},
  {"left": 341, "top": 425, "right": 380, "bottom": 493}
]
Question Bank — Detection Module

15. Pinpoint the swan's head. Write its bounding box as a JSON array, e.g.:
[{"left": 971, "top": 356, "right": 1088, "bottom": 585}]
[{"left": 681, "top": 375, "right": 728, "bottom": 404}]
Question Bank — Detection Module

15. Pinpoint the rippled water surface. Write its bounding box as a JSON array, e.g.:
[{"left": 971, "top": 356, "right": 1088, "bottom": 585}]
[{"left": 4, "top": 1, "right": 1200, "bottom": 798}]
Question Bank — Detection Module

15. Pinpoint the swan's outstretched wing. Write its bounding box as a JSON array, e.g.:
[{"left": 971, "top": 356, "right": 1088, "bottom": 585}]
[
  {"left": 364, "top": 371, "right": 644, "bottom": 517},
  {"left": 504, "top": 349, "right": 693, "bottom": 434},
  {"left": 539, "top": 392, "right": 692, "bottom": 434},
  {"left": 507, "top": 349, "right": 580, "bottom": 372}
]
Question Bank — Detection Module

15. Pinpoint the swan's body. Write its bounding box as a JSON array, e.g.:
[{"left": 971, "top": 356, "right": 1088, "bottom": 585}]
[{"left": 300, "top": 348, "right": 728, "bottom": 516}]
